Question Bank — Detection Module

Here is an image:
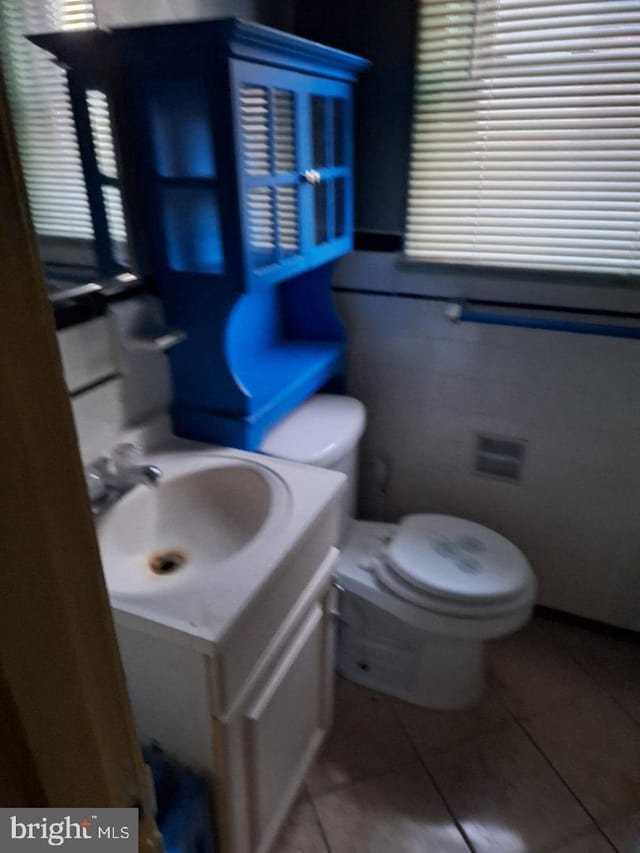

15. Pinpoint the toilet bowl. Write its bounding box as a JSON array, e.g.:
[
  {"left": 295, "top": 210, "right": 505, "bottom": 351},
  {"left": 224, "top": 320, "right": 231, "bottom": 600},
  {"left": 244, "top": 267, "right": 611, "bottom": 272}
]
[
  {"left": 260, "top": 394, "right": 536, "bottom": 709},
  {"left": 336, "top": 518, "right": 535, "bottom": 708}
]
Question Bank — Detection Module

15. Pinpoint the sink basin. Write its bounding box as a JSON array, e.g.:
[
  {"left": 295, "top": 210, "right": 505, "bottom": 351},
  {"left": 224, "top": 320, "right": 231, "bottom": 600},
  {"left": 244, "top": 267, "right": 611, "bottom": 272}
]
[{"left": 98, "top": 455, "right": 289, "bottom": 597}]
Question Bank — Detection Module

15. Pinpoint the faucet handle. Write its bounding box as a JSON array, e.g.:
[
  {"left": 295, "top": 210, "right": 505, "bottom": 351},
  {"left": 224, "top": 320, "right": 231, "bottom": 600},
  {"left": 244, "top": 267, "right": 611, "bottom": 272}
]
[
  {"left": 85, "top": 457, "right": 111, "bottom": 507},
  {"left": 112, "top": 442, "right": 143, "bottom": 475},
  {"left": 111, "top": 443, "right": 161, "bottom": 488}
]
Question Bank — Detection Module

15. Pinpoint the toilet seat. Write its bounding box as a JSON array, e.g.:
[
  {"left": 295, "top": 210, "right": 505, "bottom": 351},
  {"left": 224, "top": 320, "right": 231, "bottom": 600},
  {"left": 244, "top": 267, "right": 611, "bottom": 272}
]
[
  {"left": 373, "top": 514, "right": 535, "bottom": 618},
  {"left": 375, "top": 558, "right": 535, "bottom": 619}
]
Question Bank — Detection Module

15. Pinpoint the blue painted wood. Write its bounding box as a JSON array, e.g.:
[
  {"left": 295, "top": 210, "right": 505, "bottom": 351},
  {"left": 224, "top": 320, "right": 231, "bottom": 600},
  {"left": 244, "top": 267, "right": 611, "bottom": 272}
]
[
  {"left": 30, "top": 19, "right": 369, "bottom": 449},
  {"left": 229, "top": 60, "right": 353, "bottom": 291},
  {"left": 457, "top": 308, "right": 640, "bottom": 339},
  {"left": 172, "top": 338, "right": 345, "bottom": 450}
]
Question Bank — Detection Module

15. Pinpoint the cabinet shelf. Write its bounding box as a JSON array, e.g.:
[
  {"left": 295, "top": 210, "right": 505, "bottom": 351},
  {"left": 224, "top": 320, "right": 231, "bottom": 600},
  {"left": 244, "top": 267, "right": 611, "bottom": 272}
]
[
  {"left": 161, "top": 185, "right": 224, "bottom": 274},
  {"left": 239, "top": 340, "right": 344, "bottom": 415},
  {"left": 173, "top": 339, "right": 345, "bottom": 449}
]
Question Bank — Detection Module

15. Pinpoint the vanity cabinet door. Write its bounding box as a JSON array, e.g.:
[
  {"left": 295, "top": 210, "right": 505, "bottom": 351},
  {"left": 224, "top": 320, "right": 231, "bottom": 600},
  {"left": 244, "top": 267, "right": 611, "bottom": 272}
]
[
  {"left": 211, "top": 549, "right": 337, "bottom": 853},
  {"left": 243, "top": 590, "right": 335, "bottom": 852}
]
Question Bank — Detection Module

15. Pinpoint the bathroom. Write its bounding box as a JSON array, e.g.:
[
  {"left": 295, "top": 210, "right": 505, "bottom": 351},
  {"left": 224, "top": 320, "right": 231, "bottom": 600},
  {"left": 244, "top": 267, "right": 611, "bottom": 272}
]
[{"left": 0, "top": 1, "right": 639, "bottom": 852}]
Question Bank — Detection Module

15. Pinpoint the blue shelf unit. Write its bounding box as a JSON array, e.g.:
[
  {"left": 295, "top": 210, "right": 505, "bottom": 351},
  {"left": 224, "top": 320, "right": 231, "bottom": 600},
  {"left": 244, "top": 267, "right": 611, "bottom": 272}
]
[{"left": 32, "top": 20, "right": 370, "bottom": 449}]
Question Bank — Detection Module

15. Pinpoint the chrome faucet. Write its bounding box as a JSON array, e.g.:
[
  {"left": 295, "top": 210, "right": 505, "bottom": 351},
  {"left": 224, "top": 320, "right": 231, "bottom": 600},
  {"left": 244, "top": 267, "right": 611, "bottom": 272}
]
[{"left": 85, "top": 443, "right": 161, "bottom": 515}]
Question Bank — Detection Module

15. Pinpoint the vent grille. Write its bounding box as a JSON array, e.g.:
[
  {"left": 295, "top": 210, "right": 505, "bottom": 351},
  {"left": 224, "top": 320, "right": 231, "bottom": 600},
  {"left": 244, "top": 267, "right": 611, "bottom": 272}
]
[
  {"left": 240, "top": 84, "right": 296, "bottom": 176},
  {"left": 276, "top": 185, "right": 298, "bottom": 254},
  {"left": 247, "top": 186, "right": 275, "bottom": 266},
  {"left": 240, "top": 83, "right": 299, "bottom": 264},
  {"left": 474, "top": 434, "right": 526, "bottom": 482},
  {"left": 273, "top": 89, "right": 295, "bottom": 173},
  {"left": 240, "top": 84, "right": 270, "bottom": 175}
]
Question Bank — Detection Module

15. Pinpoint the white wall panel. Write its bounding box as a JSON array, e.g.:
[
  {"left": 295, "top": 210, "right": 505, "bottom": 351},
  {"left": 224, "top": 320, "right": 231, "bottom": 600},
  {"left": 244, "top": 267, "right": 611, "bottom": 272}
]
[{"left": 334, "top": 255, "right": 640, "bottom": 630}]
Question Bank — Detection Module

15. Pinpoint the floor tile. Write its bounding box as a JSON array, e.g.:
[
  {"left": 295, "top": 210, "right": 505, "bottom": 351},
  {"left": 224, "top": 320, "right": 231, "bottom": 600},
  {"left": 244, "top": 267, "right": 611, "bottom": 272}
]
[
  {"left": 550, "top": 829, "right": 616, "bottom": 852},
  {"left": 524, "top": 693, "right": 640, "bottom": 822},
  {"left": 393, "top": 687, "right": 510, "bottom": 759},
  {"left": 557, "top": 627, "right": 640, "bottom": 726},
  {"left": 312, "top": 762, "right": 471, "bottom": 853},
  {"left": 602, "top": 809, "right": 640, "bottom": 853},
  {"left": 489, "top": 621, "right": 604, "bottom": 719},
  {"left": 271, "top": 795, "right": 329, "bottom": 853},
  {"left": 427, "top": 721, "right": 591, "bottom": 853},
  {"left": 306, "top": 678, "right": 416, "bottom": 797}
]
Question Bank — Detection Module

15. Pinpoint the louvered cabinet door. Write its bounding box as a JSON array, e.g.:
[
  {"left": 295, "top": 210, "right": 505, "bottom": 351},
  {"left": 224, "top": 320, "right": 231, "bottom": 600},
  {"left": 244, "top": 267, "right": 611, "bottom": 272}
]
[{"left": 233, "top": 61, "right": 308, "bottom": 289}]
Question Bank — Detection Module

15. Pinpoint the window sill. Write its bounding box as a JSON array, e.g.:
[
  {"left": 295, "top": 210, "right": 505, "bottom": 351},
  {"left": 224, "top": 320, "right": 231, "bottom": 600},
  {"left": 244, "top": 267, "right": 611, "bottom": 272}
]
[{"left": 48, "top": 269, "right": 152, "bottom": 331}]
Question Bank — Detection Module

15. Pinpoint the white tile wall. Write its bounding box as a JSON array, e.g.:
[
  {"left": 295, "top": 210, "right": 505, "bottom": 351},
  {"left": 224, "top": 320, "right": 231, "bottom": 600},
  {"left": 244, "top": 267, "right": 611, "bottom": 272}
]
[
  {"left": 57, "top": 316, "right": 116, "bottom": 394},
  {"left": 95, "top": 0, "right": 259, "bottom": 28},
  {"left": 334, "top": 258, "right": 640, "bottom": 630},
  {"left": 57, "top": 259, "right": 639, "bottom": 628},
  {"left": 60, "top": 297, "right": 172, "bottom": 466},
  {"left": 70, "top": 376, "right": 127, "bottom": 465},
  {"left": 108, "top": 296, "right": 172, "bottom": 427}
]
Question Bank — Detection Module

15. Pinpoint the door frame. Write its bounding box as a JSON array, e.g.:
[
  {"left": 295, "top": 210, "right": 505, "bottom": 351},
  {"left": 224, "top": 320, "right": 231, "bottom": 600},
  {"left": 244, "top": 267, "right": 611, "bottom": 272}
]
[{"left": 0, "top": 61, "right": 161, "bottom": 850}]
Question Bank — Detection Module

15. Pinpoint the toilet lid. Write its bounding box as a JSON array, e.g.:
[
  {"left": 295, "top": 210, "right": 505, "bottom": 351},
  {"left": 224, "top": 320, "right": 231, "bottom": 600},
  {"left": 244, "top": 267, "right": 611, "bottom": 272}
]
[{"left": 385, "top": 514, "right": 532, "bottom": 605}]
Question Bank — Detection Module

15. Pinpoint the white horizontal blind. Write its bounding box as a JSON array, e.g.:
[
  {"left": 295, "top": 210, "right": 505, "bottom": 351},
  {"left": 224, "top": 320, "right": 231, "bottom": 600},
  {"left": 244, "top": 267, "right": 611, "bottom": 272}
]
[
  {"left": 406, "top": 0, "right": 640, "bottom": 275},
  {"left": 86, "top": 89, "right": 127, "bottom": 246},
  {"left": 0, "top": 0, "right": 95, "bottom": 239}
]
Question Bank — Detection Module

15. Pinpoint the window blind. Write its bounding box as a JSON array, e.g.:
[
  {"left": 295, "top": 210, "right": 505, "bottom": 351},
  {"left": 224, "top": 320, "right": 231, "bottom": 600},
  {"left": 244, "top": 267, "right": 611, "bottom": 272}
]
[
  {"left": 406, "top": 0, "right": 640, "bottom": 275},
  {"left": 0, "top": 0, "right": 96, "bottom": 240},
  {"left": 86, "top": 88, "right": 128, "bottom": 250}
]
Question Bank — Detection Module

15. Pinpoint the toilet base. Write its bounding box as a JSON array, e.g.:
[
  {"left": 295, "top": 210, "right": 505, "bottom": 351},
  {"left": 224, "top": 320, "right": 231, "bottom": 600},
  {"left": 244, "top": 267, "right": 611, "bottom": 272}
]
[
  {"left": 335, "top": 519, "right": 533, "bottom": 709},
  {"left": 336, "top": 588, "right": 484, "bottom": 709}
]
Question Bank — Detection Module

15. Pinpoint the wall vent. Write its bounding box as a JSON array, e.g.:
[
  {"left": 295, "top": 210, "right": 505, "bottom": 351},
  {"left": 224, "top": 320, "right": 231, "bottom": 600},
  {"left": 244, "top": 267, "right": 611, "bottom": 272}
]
[{"left": 474, "top": 434, "right": 526, "bottom": 483}]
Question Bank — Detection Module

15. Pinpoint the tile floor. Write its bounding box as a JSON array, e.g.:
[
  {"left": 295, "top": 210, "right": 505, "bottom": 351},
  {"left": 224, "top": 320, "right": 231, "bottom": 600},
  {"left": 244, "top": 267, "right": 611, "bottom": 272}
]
[{"left": 273, "top": 615, "right": 640, "bottom": 853}]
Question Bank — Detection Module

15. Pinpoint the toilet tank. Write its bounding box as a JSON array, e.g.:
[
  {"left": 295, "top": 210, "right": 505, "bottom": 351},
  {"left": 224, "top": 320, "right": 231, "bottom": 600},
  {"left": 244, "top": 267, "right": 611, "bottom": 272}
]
[{"left": 259, "top": 395, "right": 366, "bottom": 536}]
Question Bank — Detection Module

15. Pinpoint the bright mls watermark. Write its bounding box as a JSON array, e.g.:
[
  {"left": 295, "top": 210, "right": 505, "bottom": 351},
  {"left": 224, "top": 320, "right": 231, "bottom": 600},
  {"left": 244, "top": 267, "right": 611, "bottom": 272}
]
[{"left": 0, "top": 809, "right": 137, "bottom": 851}]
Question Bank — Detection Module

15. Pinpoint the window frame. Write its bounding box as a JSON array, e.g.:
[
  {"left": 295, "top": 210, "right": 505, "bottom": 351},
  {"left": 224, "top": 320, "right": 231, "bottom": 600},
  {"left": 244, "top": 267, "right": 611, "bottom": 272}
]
[{"left": 0, "top": 0, "right": 129, "bottom": 278}]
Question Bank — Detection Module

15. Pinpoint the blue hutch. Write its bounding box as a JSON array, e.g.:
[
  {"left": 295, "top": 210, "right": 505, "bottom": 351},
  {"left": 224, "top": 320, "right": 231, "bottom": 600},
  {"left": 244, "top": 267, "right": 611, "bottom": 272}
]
[{"left": 32, "top": 20, "right": 370, "bottom": 448}]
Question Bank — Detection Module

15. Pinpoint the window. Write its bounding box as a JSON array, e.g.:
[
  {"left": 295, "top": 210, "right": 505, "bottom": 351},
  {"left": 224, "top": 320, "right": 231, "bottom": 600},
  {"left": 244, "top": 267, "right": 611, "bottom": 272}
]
[
  {"left": 0, "top": 0, "right": 126, "bottom": 269},
  {"left": 406, "top": 1, "right": 640, "bottom": 276}
]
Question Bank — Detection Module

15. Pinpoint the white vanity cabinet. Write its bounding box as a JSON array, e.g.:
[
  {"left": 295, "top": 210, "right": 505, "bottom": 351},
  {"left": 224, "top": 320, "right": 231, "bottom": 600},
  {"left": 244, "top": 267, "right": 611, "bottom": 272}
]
[
  {"left": 213, "top": 549, "right": 337, "bottom": 853},
  {"left": 113, "top": 492, "right": 341, "bottom": 853}
]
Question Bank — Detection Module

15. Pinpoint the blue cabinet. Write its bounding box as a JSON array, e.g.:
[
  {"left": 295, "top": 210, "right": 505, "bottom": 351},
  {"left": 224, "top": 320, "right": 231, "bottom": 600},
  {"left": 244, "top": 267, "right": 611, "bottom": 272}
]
[{"left": 32, "top": 20, "right": 369, "bottom": 449}]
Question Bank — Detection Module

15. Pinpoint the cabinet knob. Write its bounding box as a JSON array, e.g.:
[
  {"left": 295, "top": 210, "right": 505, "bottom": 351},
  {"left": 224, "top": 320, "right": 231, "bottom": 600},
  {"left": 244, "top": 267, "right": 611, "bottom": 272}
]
[{"left": 301, "top": 169, "right": 322, "bottom": 185}]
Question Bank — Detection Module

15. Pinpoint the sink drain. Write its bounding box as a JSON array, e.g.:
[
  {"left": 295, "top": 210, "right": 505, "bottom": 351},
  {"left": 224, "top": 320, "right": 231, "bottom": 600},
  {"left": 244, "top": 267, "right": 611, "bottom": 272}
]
[{"left": 148, "top": 549, "right": 187, "bottom": 575}]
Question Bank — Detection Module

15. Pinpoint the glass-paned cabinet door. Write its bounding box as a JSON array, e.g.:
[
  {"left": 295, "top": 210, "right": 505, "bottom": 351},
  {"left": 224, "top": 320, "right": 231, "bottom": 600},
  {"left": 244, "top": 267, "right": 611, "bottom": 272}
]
[
  {"left": 307, "top": 82, "right": 352, "bottom": 264},
  {"left": 234, "top": 62, "right": 306, "bottom": 287}
]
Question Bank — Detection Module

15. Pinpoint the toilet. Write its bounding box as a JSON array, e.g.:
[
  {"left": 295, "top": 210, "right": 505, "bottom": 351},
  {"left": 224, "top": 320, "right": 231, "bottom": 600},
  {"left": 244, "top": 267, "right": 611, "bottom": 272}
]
[{"left": 260, "top": 394, "right": 536, "bottom": 709}]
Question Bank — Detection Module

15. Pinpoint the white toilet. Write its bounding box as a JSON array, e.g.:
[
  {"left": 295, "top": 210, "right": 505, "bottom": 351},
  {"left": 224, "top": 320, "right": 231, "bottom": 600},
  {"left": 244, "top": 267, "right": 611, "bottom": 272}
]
[{"left": 260, "top": 394, "right": 536, "bottom": 709}]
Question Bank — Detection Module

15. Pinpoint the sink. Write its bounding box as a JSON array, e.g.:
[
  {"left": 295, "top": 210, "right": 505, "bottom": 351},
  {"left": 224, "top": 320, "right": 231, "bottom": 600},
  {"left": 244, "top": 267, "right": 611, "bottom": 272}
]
[{"left": 98, "top": 455, "right": 289, "bottom": 598}]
